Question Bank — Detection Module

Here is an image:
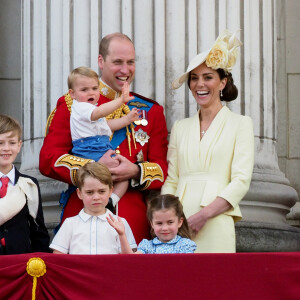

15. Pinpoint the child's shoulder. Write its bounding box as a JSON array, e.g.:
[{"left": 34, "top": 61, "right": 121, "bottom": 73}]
[
  {"left": 137, "top": 238, "right": 154, "bottom": 254},
  {"left": 16, "top": 169, "right": 39, "bottom": 186},
  {"left": 175, "top": 236, "right": 197, "bottom": 253},
  {"left": 178, "top": 237, "right": 196, "bottom": 244},
  {"left": 59, "top": 214, "right": 80, "bottom": 230}
]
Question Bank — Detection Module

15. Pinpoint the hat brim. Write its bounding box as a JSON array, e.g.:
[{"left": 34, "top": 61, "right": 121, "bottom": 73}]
[{"left": 172, "top": 49, "right": 211, "bottom": 89}]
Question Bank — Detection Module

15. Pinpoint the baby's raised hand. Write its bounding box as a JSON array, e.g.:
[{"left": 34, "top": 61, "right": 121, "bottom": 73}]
[
  {"left": 107, "top": 214, "right": 125, "bottom": 236},
  {"left": 121, "top": 81, "right": 135, "bottom": 103},
  {"left": 126, "top": 108, "right": 140, "bottom": 123}
]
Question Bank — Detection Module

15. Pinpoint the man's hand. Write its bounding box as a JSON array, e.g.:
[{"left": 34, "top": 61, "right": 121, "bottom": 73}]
[
  {"left": 109, "top": 154, "right": 140, "bottom": 182},
  {"left": 99, "top": 149, "right": 119, "bottom": 168}
]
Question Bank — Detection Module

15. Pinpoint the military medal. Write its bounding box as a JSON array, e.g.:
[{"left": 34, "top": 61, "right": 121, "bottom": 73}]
[
  {"left": 136, "top": 149, "right": 144, "bottom": 162},
  {"left": 141, "top": 110, "right": 148, "bottom": 126},
  {"left": 135, "top": 128, "right": 150, "bottom": 146},
  {"left": 141, "top": 119, "right": 148, "bottom": 126}
]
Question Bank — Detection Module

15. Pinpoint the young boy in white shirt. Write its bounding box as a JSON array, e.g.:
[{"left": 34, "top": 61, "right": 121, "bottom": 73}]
[{"left": 50, "top": 162, "right": 136, "bottom": 254}]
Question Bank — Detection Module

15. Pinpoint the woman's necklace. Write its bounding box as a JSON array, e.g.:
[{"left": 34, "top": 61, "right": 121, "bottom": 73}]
[{"left": 199, "top": 105, "right": 223, "bottom": 138}]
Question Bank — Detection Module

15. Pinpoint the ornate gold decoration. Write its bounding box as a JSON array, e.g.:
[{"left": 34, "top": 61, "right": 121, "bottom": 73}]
[
  {"left": 71, "top": 169, "right": 78, "bottom": 186},
  {"left": 104, "top": 95, "right": 135, "bottom": 153},
  {"left": 55, "top": 154, "right": 94, "bottom": 185},
  {"left": 64, "top": 93, "right": 73, "bottom": 113},
  {"left": 128, "top": 101, "right": 149, "bottom": 108},
  {"left": 126, "top": 126, "right": 132, "bottom": 156},
  {"left": 130, "top": 123, "right": 137, "bottom": 149},
  {"left": 45, "top": 108, "right": 56, "bottom": 136},
  {"left": 27, "top": 257, "right": 46, "bottom": 300},
  {"left": 44, "top": 93, "right": 73, "bottom": 137},
  {"left": 55, "top": 154, "right": 94, "bottom": 168},
  {"left": 139, "top": 162, "right": 164, "bottom": 190},
  {"left": 99, "top": 80, "right": 118, "bottom": 100}
]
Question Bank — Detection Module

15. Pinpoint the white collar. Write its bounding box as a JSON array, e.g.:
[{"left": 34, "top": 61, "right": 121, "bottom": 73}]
[
  {"left": 0, "top": 165, "right": 15, "bottom": 185},
  {"left": 78, "top": 208, "right": 114, "bottom": 222}
]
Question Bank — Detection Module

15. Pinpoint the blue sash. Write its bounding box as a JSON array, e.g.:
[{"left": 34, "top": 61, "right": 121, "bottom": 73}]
[{"left": 110, "top": 96, "right": 153, "bottom": 149}]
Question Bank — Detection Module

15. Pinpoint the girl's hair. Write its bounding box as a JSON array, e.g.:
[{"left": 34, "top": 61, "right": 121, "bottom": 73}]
[
  {"left": 76, "top": 162, "right": 113, "bottom": 190},
  {"left": 147, "top": 194, "right": 192, "bottom": 239},
  {"left": 187, "top": 68, "right": 238, "bottom": 102}
]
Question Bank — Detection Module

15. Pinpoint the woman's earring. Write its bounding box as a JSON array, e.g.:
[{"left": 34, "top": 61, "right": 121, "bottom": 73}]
[{"left": 220, "top": 90, "right": 223, "bottom": 97}]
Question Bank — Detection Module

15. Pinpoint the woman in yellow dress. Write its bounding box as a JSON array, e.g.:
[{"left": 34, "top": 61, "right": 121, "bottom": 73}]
[{"left": 161, "top": 30, "right": 254, "bottom": 253}]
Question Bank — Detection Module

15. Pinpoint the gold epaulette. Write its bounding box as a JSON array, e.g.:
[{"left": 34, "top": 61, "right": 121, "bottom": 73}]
[
  {"left": 64, "top": 93, "right": 73, "bottom": 113},
  {"left": 44, "top": 93, "right": 73, "bottom": 136},
  {"left": 54, "top": 154, "right": 94, "bottom": 185},
  {"left": 45, "top": 108, "right": 56, "bottom": 136},
  {"left": 138, "top": 162, "right": 164, "bottom": 191}
]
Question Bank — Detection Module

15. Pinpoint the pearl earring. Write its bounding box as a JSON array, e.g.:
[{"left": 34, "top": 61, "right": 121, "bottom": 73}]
[{"left": 220, "top": 90, "right": 223, "bottom": 97}]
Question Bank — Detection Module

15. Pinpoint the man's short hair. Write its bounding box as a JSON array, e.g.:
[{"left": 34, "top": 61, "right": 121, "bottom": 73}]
[
  {"left": 68, "top": 66, "right": 99, "bottom": 90},
  {"left": 0, "top": 114, "right": 22, "bottom": 140},
  {"left": 99, "top": 33, "right": 133, "bottom": 60},
  {"left": 76, "top": 162, "right": 113, "bottom": 190}
]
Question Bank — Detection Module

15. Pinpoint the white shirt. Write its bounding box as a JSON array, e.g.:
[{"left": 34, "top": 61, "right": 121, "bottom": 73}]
[
  {"left": 70, "top": 100, "right": 112, "bottom": 141},
  {"left": 50, "top": 209, "right": 137, "bottom": 254},
  {"left": 0, "top": 166, "right": 16, "bottom": 187}
]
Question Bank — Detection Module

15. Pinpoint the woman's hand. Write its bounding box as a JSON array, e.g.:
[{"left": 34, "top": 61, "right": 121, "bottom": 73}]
[
  {"left": 187, "top": 209, "right": 210, "bottom": 233},
  {"left": 188, "top": 197, "right": 232, "bottom": 234}
]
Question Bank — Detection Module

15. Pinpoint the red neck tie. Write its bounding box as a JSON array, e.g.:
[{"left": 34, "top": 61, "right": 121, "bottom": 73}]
[{"left": 0, "top": 177, "right": 9, "bottom": 198}]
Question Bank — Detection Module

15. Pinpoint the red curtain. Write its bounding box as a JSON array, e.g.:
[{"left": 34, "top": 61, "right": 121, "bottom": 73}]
[{"left": 0, "top": 252, "right": 299, "bottom": 300}]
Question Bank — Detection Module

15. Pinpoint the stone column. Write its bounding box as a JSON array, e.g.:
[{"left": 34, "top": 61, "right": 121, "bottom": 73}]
[{"left": 235, "top": 0, "right": 300, "bottom": 251}]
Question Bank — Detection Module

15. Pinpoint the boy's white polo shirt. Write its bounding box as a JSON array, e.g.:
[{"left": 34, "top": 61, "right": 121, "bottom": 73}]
[{"left": 50, "top": 209, "right": 137, "bottom": 254}]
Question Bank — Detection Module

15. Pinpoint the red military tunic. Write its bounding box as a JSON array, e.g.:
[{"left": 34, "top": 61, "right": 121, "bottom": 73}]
[{"left": 39, "top": 80, "right": 168, "bottom": 243}]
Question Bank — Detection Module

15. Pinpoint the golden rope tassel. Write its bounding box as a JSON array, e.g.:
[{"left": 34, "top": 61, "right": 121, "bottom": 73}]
[
  {"left": 123, "top": 104, "right": 136, "bottom": 150},
  {"left": 130, "top": 123, "right": 137, "bottom": 149},
  {"left": 106, "top": 103, "right": 134, "bottom": 155},
  {"left": 26, "top": 257, "right": 47, "bottom": 300},
  {"left": 126, "top": 126, "right": 132, "bottom": 156}
]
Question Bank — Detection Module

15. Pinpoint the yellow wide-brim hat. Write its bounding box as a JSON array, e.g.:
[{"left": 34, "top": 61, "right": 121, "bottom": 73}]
[{"left": 172, "top": 29, "right": 242, "bottom": 89}]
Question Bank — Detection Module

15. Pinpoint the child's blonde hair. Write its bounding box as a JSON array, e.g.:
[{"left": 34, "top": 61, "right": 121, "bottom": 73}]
[
  {"left": 76, "top": 162, "right": 113, "bottom": 190},
  {"left": 147, "top": 194, "right": 192, "bottom": 239},
  {"left": 68, "top": 66, "right": 99, "bottom": 90},
  {"left": 0, "top": 114, "right": 22, "bottom": 140}
]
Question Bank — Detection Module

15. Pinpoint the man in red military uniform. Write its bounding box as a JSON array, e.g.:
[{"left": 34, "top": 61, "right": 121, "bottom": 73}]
[{"left": 39, "top": 33, "right": 168, "bottom": 243}]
